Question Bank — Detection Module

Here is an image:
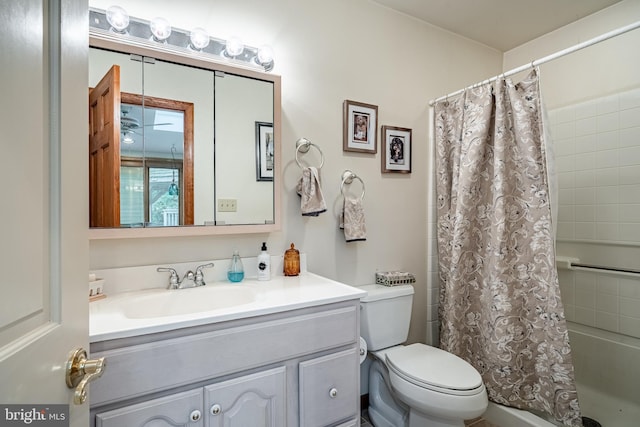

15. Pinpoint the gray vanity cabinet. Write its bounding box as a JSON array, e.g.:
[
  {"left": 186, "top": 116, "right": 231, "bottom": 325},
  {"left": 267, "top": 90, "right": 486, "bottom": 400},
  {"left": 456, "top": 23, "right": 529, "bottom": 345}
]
[{"left": 89, "top": 300, "right": 361, "bottom": 427}]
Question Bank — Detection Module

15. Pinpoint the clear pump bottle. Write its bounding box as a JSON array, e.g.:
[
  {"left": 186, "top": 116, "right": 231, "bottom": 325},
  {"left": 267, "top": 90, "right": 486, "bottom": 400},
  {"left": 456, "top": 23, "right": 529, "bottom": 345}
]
[{"left": 227, "top": 250, "right": 244, "bottom": 283}]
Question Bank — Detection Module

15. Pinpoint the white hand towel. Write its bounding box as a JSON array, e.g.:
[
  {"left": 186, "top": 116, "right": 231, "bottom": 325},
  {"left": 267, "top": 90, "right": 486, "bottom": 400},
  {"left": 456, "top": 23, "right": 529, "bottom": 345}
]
[
  {"left": 296, "top": 167, "right": 327, "bottom": 216},
  {"left": 340, "top": 196, "right": 366, "bottom": 242}
]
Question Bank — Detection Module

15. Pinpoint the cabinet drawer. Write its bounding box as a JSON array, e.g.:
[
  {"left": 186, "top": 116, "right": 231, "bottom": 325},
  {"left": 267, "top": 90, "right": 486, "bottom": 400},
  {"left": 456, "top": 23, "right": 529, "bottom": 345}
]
[
  {"left": 96, "top": 388, "right": 203, "bottom": 427},
  {"left": 299, "top": 348, "right": 359, "bottom": 427}
]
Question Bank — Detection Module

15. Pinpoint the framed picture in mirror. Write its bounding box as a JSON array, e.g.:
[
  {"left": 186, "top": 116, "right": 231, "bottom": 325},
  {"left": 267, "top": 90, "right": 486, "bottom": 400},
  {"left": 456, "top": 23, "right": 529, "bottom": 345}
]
[
  {"left": 256, "top": 121, "right": 274, "bottom": 181},
  {"left": 343, "top": 100, "right": 378, "bottom": 153},
  {"left": 381, "top": 125, "right": 411, "bottom": 173}
]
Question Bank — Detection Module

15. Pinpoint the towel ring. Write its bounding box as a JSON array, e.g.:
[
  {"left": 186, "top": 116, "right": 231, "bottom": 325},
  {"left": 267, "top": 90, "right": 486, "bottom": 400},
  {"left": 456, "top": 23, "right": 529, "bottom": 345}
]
[
  {"left": 340, "top": 170, "right": 365, "bottom": 200},
  {"left": 295, "top": 138, "right": 325, "bottom": 169}
]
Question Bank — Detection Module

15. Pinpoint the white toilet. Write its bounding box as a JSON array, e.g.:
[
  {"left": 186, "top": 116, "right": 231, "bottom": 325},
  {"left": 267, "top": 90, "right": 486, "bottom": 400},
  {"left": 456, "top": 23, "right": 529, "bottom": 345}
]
[{"left": 360, "top": 284, "right": 488, "bottom": 427}]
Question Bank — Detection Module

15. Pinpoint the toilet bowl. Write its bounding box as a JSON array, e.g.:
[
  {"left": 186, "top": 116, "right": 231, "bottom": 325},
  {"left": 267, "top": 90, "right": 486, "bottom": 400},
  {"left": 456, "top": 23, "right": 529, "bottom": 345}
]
[{"left": 360, "top": 284, "right": 488, "bottom": 427}]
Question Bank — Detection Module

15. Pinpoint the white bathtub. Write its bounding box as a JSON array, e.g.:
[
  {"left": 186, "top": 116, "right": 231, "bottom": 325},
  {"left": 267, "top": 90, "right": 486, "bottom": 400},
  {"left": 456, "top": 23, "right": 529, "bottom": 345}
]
[{"left": 482, "top": 321, "right": 640, "bottom": 427}]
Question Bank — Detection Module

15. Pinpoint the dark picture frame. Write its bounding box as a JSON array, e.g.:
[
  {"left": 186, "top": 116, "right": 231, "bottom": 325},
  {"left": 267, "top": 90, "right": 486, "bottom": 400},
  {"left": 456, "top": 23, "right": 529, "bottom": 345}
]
[
  {"left": 255, "top": 121, "right": 274, "bottom": 181},
  {"left": 343, "top": 100, "right": 378, "bottom": 153},
  {"left": 381, "top": 125, "right": 411, "bottom": 173}
]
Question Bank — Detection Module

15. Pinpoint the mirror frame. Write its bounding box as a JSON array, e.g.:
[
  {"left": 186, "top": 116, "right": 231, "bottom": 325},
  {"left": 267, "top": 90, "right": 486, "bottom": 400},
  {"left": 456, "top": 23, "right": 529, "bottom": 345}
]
[{"left": 88, "top": 31, "right": 281, "bottom": 240}]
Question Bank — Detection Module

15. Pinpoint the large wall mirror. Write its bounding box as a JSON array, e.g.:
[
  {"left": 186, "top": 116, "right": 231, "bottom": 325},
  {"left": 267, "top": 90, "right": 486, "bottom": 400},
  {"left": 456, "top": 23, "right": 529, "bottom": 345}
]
[{"left": 88, "top": 37, "right": 281, "bottom": 239}]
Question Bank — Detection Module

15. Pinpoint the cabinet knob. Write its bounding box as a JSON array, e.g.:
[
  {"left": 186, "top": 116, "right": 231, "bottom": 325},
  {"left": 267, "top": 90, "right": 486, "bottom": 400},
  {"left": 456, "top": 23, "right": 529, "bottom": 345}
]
[
  {"left": 210, "top": 404, "right": 222, "bottom": 415},
  {"left": 190, "top": 410, "right": 201, "bottom": 421},
  {"left": 329, "top": 388, "right": 338, "bottom": 398}
]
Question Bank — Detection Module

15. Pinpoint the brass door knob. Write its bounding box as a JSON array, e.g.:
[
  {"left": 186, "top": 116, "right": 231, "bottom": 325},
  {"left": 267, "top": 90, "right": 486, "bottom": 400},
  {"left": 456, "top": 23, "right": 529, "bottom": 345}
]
[{"left": 65, "top": 348, "right": 106, "bottom": 404}]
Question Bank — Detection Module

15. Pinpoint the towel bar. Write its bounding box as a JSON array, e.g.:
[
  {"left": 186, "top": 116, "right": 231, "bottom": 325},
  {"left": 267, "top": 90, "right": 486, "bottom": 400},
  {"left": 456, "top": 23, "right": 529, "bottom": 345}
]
[
  {"left": 340, "top": 170, "right": 365, "bottom": 200},
  {"left": 295, "top": 138, "right": 325, "bottom": 169}
]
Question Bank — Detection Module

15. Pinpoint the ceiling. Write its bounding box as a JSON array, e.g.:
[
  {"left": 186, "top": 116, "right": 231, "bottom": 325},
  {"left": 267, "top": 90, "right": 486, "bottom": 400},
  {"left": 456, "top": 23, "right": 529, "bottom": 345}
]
[{"left": 371, "top": 0, "right": 622, "bottom": 51}]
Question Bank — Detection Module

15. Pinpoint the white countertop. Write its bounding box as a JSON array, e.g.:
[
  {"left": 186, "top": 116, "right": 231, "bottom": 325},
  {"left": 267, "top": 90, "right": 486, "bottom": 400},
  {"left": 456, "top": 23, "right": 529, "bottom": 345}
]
[{"left": 90, "top": 272, "right": 366, "bottom": 342}]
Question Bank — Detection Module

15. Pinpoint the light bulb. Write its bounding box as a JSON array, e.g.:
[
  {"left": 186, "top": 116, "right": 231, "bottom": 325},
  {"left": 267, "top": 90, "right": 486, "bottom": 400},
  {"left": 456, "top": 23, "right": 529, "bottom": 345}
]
[
  {"left": 255, "top": 45, "right": 275, "bottom": 70},
  {"left": 189, "top": 27, "right": 210, "bottom": 50},
  {"left": 122, "top": 132, "right": 134, "bottom": 144},
  {"left": 106, "top": 5, "right": 129, "bottom": 33},
  {"left": 224, "top": 36, "right": 244, "bottom": 57},
  {"left": 150, "top": 17, "right": 171, "bottom": 42}
]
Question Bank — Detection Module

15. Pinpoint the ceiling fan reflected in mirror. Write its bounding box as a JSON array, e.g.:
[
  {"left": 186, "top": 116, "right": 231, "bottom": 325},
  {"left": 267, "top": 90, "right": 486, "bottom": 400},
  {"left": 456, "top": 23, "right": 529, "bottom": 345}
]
[{"left": 120, "top": 105, "right": 172, "bottom": 144}]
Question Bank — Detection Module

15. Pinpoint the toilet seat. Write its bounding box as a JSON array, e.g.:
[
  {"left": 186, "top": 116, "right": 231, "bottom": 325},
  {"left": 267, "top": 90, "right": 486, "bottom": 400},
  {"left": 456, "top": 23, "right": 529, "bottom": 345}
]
[{"left": 385, "top": 343, "right": 484, "bottom": 396}]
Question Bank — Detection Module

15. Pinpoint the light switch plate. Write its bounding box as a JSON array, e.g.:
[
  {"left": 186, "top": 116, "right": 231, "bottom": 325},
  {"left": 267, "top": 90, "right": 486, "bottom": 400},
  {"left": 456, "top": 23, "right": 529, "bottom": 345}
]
[{"left": 218, "top": 198, "right": 237, "bottom": 212}]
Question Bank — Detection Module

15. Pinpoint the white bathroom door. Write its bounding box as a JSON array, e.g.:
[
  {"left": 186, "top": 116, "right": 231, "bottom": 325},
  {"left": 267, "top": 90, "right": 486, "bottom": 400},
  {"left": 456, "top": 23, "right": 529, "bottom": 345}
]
[{"left": 0, "top": 1, "right": 90, "bottom": 425}]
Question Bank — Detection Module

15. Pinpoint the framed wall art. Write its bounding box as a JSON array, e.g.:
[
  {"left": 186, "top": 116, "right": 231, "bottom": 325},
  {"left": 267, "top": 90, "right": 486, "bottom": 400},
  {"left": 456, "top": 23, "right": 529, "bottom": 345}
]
[
  {"left": 255, "top": 121, "right": 274, "bottom": 181},
  {"left": 343, "top": 100, "right": 378, "bottom": 153},
  {"left": 381, "top": 125, "right": 411, "bottom": 173}
]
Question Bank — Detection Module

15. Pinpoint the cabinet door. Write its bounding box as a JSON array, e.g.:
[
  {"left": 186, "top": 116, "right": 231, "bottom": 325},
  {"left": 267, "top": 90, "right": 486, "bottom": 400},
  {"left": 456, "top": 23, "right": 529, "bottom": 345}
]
[
  {"left": 205, "top": 367, "right": 286, "bottom": 427},
  {"left": 299, "top": 348, "right": 359, "bottom": 427},
  {"left": 96, "top": 389, "right": 204, "bottom": 427}
]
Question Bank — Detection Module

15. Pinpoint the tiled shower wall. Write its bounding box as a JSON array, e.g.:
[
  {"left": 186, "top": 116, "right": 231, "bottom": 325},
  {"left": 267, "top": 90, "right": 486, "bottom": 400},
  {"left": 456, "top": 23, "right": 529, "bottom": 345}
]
[
  {"left": 549, "top": 88, "right": 640, "bottom": 243},
  {"left": 549, "top": 87, "right": 640, "bottom": 340},
  {"left": 558, "top": 269, "right": 640, "bottom": 339}
]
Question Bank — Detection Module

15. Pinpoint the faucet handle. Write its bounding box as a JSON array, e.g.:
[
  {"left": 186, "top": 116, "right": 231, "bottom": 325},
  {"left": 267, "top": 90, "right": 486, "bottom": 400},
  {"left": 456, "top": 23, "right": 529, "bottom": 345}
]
[
  {"left": 157, "top": 267, "right": 180, "bottom": 289},
  {"left": 195, "top": 263, "right": 214, "bottom": 286}
]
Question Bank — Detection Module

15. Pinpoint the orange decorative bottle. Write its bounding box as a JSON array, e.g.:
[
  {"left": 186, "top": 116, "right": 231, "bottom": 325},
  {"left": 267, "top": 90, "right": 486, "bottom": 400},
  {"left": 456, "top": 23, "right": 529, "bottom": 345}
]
[{"left": 283, "top": 243, "right": 300, "bottom": 276}]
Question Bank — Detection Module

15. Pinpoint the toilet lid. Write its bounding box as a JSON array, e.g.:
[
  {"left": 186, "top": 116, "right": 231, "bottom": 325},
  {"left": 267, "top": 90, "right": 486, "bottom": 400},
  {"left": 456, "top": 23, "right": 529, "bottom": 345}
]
[{"left": 385, "top": 343, "right": 483, "bottom": 395}]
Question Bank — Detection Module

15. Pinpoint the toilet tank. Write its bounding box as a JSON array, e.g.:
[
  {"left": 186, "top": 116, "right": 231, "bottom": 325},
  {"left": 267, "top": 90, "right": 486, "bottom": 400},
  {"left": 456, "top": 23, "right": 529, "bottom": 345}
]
[{"left": 359, "top": 284, "right": 414, "bottom": 351}]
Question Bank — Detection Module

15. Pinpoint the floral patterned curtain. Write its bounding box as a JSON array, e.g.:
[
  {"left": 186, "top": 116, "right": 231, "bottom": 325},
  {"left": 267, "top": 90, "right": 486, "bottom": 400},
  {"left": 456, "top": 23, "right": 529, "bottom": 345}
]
[{"left": 433, "top": 70, "right": 582, "bottom": 426}]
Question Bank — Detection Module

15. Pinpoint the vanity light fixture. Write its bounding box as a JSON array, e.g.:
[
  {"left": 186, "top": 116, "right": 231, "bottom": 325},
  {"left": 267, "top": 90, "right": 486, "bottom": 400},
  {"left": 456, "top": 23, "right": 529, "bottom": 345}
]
[
  {"left": 106, "top": 5, "right": 129, "bottom": 33},
  {"left": 223, "top": 36, "right": 244, "bottom": 58},
  {"left": 90, "top": 7, "right": 276, "bottom": 72},
  {"left": 189, "top": 27, "right": 210, "bottom": 51},
  {"left": 149, "top": 16, "right": 171, "bottom": 42}
]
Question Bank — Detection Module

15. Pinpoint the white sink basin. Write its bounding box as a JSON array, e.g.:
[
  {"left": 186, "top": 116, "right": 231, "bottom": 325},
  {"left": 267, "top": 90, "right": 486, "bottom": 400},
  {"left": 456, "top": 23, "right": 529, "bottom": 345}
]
[{"left": 120, "top": 285, "right": 257, "bottom": 319}]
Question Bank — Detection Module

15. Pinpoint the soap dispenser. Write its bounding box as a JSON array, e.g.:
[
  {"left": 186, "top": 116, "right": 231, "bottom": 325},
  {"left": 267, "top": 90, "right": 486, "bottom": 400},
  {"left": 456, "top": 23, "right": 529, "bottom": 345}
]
[
  {"left": 227, "top": 250, "right": 244, "bottom": 283},
  {"left": 257, "top": 242, "right": 271, "bottom": 281}
]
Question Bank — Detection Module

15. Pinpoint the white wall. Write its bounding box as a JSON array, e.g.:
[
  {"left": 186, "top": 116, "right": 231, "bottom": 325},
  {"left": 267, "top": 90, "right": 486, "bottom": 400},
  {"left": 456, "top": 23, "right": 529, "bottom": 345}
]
[
  {"left": 503, "top": 0, "right": 640, "bottom": 338},
  {"left": 87, "top": 0, "right": 502, "bottom": 344},
  {"left": 503, "top": 0, "right": 640, "bottom": 108}
]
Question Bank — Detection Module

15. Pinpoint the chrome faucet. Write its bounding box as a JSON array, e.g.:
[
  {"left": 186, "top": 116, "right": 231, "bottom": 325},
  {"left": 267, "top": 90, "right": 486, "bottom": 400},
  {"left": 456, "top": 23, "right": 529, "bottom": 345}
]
[{"left": 157, "top": 263, "right": 214, "bottom": 289}]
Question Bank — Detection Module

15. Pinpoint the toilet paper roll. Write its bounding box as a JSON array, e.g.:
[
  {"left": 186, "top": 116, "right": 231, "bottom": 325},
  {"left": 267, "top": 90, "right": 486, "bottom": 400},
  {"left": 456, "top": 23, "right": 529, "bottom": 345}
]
[{"left": 359, "top": 336, "right": 367, "bottom": 364}]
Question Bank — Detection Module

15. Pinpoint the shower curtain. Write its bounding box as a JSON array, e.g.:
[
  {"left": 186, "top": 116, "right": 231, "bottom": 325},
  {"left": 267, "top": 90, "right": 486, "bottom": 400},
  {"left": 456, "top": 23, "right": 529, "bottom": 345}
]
[{"left": 433, "top": 70, "right": 582, "bottom": 426}]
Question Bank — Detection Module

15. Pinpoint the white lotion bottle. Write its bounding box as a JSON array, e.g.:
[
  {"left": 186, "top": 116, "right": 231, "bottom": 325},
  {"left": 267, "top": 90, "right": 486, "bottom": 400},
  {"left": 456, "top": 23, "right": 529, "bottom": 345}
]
[{"left": 257, "top": 242, "right": 271, "bottom": 281}]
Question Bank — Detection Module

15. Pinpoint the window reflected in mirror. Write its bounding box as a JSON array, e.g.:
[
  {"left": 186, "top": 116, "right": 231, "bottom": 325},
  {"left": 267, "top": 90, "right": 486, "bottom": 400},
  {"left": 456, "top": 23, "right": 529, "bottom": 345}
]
[{"left": 118, "top": 102, "right": 188, "bottom": 227}]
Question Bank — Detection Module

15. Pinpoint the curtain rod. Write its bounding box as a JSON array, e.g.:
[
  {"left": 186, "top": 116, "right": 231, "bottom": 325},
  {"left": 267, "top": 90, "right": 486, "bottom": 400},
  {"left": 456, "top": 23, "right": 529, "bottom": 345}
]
[{"left": 429, "top": 20, "right": 640, "bottom": 106}]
